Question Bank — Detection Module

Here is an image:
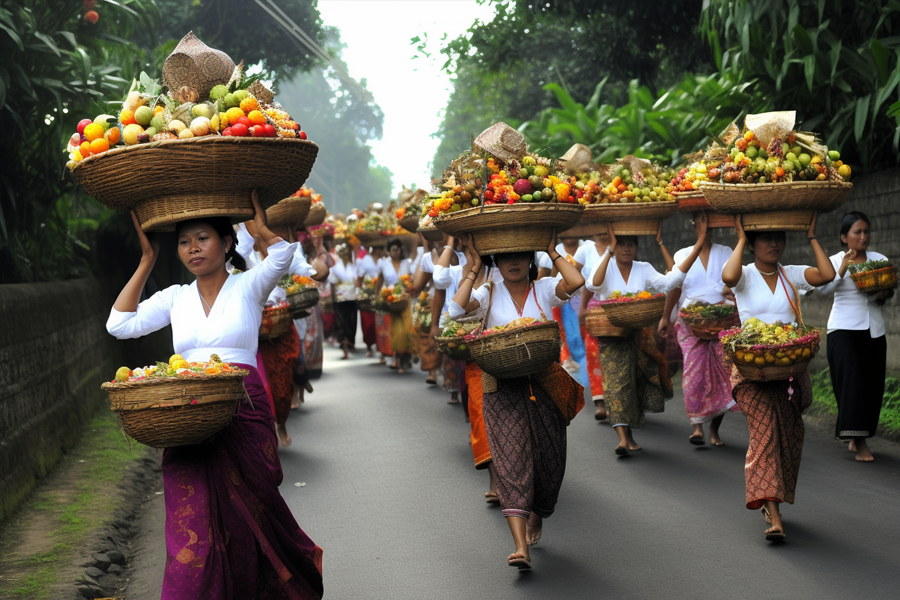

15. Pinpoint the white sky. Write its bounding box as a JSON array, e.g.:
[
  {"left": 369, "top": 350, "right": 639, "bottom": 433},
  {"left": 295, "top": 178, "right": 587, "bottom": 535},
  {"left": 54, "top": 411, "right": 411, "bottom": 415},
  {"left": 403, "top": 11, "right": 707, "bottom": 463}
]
[{"left": 317, "top": 0, "right": 496, "bottom": 196}]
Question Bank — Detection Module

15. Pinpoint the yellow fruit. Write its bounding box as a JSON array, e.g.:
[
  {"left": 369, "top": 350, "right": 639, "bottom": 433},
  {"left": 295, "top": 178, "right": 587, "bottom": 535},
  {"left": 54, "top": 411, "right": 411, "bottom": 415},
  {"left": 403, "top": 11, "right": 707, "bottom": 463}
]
[
  {"left": 83, "top": 123, "right": 104, "bottom": 142},
  {"left": 754, "top": 356, "right": 766, "bottom": 366},
  {"left": 743, "top": 353, "right": 754, "bottom": 363},
  {"left": 171, "top": 359, "right": 189, "bottom": 371},
  {"left": 225, "top": 107, "right": 245, "bottom": 124},
  {"left": 122, "top": 123, "right": 144, "bottom": 145},
  {"left": 247, "top": 110, "right": 266, "bottom": 125},
  {"left": 802, "top": 347, "right": 811, "bottom": 357},
  {"left": 115, "top": 366, "right": 132, "bottom": 382},
  {"left": 776, "top": 357, "right": 791, "bottom": 366},
  {"left": 169, "top": 353, "right": 185, "bottom": 365},
  {"left": 239, "top": 96, "right": 260, "bottom": 113},
  {"left": 178, "top": 128, "right": 194, "bottom": 139},
  {"left": 837, "top": 164, "right": 851, "bottom": 180}
]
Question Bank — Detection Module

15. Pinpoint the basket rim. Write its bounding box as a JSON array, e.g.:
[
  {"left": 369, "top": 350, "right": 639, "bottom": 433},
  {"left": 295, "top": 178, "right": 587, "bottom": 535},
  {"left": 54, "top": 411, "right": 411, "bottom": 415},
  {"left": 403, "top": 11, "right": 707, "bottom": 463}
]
[
  {"left": 102, "top": 372, "right": 247, "bottom": 389},
  {"left": 468, "top": 320, "right": 559, "bottom": 342},
  {"left": 434, "top": 202, "right": 584, "bottom": 228},
  {"left": 849, "top": 265, "right": 896, "bottom": 278},
  {"left": 698, "top": 180, "right": 852, "bottom": 192},
  {"left": 597, "top": 295, "right": 666, "bottom": 308}
]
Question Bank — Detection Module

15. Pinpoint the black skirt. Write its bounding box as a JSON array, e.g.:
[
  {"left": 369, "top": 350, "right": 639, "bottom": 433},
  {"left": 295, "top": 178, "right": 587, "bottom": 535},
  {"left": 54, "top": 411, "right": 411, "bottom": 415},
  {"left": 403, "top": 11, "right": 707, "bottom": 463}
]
[
  {"left": 333, "top": 300, "right": 358, "bottom": 346},
  {"left": 826, "top": 329, "right": 886, "bottom": 438}
]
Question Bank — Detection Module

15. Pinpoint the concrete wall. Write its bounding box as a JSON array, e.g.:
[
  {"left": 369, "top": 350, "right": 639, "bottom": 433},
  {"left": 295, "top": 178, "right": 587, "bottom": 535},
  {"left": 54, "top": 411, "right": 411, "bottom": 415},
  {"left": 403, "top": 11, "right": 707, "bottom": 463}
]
[
  {"left": 0, "top": 278, "right": 171, "bottom": 521},
  {"left": 653, "top": 168, "right": 900, "bottom": 370}
]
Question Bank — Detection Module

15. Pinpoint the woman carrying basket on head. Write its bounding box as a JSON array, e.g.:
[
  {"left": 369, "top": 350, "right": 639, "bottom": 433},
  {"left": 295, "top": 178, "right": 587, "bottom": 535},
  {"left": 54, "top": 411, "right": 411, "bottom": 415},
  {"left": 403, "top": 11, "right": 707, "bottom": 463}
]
[
  {"left": 376, "top": 238, "right": 413, "bottom": 373},
  {"left": 586, "top": 216, "right": 708, "bottom": 456},
  {"left": 450, "top": 233, "right": 585, "bottom": 571},
  {"left": 106, "top": 192, "right": 323, "bottom": 599},
  {"left": 721, "top": 215, "right": 835, "bottom": 542}
]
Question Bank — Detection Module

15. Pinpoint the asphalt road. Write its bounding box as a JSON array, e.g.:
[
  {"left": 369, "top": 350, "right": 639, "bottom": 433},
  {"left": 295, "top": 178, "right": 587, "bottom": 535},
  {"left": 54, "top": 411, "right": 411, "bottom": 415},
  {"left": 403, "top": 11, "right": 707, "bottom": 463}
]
[{"left": 127, "top": 342, "right": 900, "bottom": 599}]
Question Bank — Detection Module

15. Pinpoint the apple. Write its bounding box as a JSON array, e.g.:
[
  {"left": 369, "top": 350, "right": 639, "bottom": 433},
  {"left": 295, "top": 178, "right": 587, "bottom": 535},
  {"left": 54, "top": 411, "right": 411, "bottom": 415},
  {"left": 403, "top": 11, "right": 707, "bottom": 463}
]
[
  {"left": 77, "top": 119, "right": 93, "bottom": 135},
  {"left": 230, "top": 123, "right": 249, "bottom": 137}
]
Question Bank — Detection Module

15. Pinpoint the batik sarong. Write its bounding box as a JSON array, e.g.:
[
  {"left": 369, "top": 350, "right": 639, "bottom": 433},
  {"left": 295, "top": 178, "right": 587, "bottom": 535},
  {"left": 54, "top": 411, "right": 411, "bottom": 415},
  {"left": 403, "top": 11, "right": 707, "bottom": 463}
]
[{"left": 675, "top": 319, "right": 738, "bottom": 424}]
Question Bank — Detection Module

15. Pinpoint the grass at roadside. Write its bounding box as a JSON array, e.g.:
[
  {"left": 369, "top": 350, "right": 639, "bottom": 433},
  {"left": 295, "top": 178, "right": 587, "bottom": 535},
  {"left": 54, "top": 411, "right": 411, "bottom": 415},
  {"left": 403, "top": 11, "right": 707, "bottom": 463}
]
[
  {"left": 0, "top": 410, "right": 146, "bottom": 599},
  {"left": 808, "top": 368, "right": 900, "bottom": 441}
]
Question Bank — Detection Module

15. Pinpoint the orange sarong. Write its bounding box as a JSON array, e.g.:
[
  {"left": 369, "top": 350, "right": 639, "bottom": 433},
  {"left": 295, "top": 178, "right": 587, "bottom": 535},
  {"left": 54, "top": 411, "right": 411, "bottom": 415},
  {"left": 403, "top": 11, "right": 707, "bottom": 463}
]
[{"left": 465, "top": 362, "right": 491, "bottom": 469}]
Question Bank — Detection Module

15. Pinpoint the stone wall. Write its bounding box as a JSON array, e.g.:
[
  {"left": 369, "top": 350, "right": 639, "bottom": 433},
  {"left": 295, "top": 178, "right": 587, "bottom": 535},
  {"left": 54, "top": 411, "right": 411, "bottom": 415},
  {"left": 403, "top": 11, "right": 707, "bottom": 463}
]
[
  {"left": 0, "top": 278, "right": 171, "bottom": 521},
  {"left": 653, "top": 168, "right": 900, "bottom": 370}
]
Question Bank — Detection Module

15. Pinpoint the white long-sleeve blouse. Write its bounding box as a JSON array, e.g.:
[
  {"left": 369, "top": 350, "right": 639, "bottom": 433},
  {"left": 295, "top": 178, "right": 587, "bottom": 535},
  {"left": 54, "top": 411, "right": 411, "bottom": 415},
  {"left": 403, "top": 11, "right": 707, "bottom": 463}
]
[
  {"left": 328, "top": 260, "right": 358, "bottom": 302},
  {"left": 449, "top": 277, "right": 566, "bottom": 328},
  {"left": 586, "top": 258, "right": 686, "bottom": 299},
  {"left": 818, "top": 250, "right": 888, "bottom": 337},
  {"left": 106, "top": 240, "right": 297, "bottom": 366},
  {"left": 729, "top": 263, "right": 814, "bottom": 325},
  {"left": 672, "top": 243, "right": 731, "bottom": 307}
]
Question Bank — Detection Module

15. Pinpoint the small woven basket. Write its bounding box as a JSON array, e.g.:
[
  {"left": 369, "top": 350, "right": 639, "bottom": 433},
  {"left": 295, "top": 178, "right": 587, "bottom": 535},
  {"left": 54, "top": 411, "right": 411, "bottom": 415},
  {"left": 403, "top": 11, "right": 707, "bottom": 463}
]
[
  {"left": 267, "top": 196, "right": 311, "bottom": 228},
  {"left": 399, "top": 216, "right": 419, "bottom": 232},
  {"left": 259, "top": 305, "right": 292, "bottom": 339},
  {"left": 434, "top": 335, "right": 471, "bottom": 360},
  {"left": 468, "top": 322, "right": 561, "bottom": 379},
  {"left": 682, "top": 314, "right": 741, "bottom": 341},
  {"left": 850, "top": 266, "right": 898, "bottom": 293},
  {"left": 419, "top": 225, "right": 443, "bottom": 242},
  {"left": 698, "top": 180, "right": 851, "bottom": 215},
  {"left": 580, "top": 201, "right": 677, "bottom": 235},
  {"left": 286, "top": 288, "right": 320, "bottom": 318},
  {"left": 584, "top": 309, "right": 631, "bottom": 337},
  {"left": 304, "top": 203, "right": 327, "bottom": 227},
  {"left": 598, "top": 296, "right": 666, "bottom": 329},
  {"left": 102, "top": 374, "right": 246, "bottom": 448},
  {"left": 70, "top": 137, "right": 319, "bottom": 231},
  {"left": 434, "top": 203, "right": 583, "bottom": 256},
  {"left": 729, "top": 334, "right": 820, "bottom": 381},
  {"left": 384, "top": 297, "right": 410, "bottom": 314}
]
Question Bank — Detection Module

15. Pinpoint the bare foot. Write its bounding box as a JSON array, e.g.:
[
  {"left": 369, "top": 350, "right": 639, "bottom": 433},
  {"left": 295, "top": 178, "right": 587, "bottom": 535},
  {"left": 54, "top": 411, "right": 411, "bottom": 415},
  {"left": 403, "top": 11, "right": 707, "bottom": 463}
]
[
  {"left": 526, "top": 513, "right": 542, "bottom": 546},
  {"left": 765, "top": 525, "right": 786, "bottom": 541},
  {"left": 448, "top": 394, "right": 460, "bottom": 405},
  {"left": 848, "top": 439, "right": 857, "bottom": 452},
  {"left": 626, "top": 440, "right": 643, "bottom": 451},
  {"left": 854, "top": 438, "right": 875, "bottom": 462},
  {"left": 593, "top": 398, "right": 607, "bottom": 421},
  {"left": 710, "top": 432, "right": 725, "bottom": 446},
  {"left": 398, "top": 368, "right": 405, "bottom": 374},
  {"left": 291, "top": 387, "right": 302, "bottom": 409},
  {"left": 276, "top": 422, "right": 292, "bottom": 447}
]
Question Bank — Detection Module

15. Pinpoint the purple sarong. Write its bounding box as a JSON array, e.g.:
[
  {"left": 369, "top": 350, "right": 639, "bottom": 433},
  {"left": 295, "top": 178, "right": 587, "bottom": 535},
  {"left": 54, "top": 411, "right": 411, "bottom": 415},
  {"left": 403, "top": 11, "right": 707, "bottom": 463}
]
[{"left": 161, "top": 365, "right": 323, "bottom": 600}]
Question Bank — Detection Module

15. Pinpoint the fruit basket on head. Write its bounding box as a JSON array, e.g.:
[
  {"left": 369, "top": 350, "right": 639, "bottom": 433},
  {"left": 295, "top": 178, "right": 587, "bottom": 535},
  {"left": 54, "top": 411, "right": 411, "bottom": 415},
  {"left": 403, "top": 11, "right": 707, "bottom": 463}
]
[
  {"left": 679, "top": 301, "right": 741, "bottom": 340},
  {"left": 397, "top": 187, "right": 427, "bottom": 232},
  {"left": 432, "top": 123, "right": 583, "bottom": 256},
  {"left": 596, "top": 291, "right": 666, "bottom": 329},
  {"left": 278, "top": 274, "right": 320, "bottom": 319},
  {"left": 418, "top": 198, "right": 445, "bottom": 242},
  {"left": 719, "top": 318, "right": 820, "bottom": 381},
  {"left": 66, "top": 31, "right": 318, "bottom": 232},
  {"left": 259, "top": 300, "right": 293, "bottom": 339},
  {"left": 466, "top": 318, "right": 562, "bottom": 379},
  {"left": 102, "top": 354, "right": 249, "bottom": 448},
  {"left": 670, "top": 136, "right": 737, "bottom": 229},
  {"left": 356, "top": 208, "right": 395, "bottom": 248},
  {"left": 291, "top": 187, "right": 326, "bottom": 227},
  {"left": 849, "top": 260, "right": 898, "bottom": 294},
  {"left": 377, "top": 276, "right": 412, "bottom": 314},
  {"left": 559, "top": 154, "right": 680, "bottom": 238},
  {"left": 696, "top": 111, "right": 851, "bottom": 232}
]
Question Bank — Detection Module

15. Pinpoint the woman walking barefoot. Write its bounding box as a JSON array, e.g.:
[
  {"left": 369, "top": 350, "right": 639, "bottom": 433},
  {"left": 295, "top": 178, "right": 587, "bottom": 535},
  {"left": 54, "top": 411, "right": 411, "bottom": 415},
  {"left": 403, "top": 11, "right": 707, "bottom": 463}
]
[
  {"left": 587, "top": 217, "right": 707, "bottom": 455},
  {"left": 329, "top": 243, "right": 359, "bottom": 360},
  {"left": 658, "top": 216, "right": 739, "bottom": 446},
  {"left": 721, "top": 215, "right": 835, "bottom": 542},
  {"left": 107, "top": 192, "right": 323, "bottom": 598},
  {"left": 818, "top": 212, "right": 891, "bottom": 462},
  {"left": 450, "top": 234, "right": 585, "bottom": 570}
]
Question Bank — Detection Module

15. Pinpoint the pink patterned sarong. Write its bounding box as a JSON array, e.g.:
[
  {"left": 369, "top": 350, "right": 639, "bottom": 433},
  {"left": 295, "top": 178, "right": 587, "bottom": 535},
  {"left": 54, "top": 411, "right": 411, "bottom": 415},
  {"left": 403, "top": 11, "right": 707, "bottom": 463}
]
[{"left": 675, "top": 319, "right": 739, "bottom": 424}]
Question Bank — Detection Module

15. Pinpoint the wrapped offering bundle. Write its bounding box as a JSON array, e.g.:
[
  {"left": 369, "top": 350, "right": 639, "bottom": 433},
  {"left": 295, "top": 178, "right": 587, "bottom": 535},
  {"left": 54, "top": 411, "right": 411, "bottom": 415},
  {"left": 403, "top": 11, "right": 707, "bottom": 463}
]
[
  {"left": 102, "top": 354, "right": 249, "bottom": 448},
  {"left": 465, "top": 318, "right": 561, "bottom": 379},
  {"left": 679, "top": 302, "right": 741, "bottom": 340},
  {"left": 596, "top": 291, "right": 666, "bottom": 329},
  {"left": 719, "top": 318, "right": 820, "bottom": 381},
  {"left": 848, "top": 260, "right": 898, "bottom": 293}
]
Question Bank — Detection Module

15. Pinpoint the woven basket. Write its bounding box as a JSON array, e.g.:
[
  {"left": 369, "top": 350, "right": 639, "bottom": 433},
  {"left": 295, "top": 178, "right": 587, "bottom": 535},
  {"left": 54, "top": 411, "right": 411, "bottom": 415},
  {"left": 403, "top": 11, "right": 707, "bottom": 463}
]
[
  {"left": 739, "top": 210, "right": 818, "bottom": 232},
  {"left": 735, "top": 359, "right": 812, "bottom": 381},
  {"left": 419, "top": 225, "right": 443, "bottom": 242},
  {"left": 259, "top": 305, "right": 292, "bottom": 339},
  {"left": 580, "top": 201, "right": 677, "bottom": 235},
  {"left": 675, "top": 193, "right": 733, "bottom": 228},
  {"left": 434, "top": 203, "right": 583, "bottom": 256},
  {"left": 559, "top": 220, "right": 606, "bottom": 239},
  {"left": 729, "top": 335, "right": 820, "bottom": 381},
  {"left": 286, "top": 288, "right": 320, "bottom": 318},
  {"left": 399, "top": 216, "right": 419, "bottom": 232},
  {"left": 357, "top": 231, "right": 391, "bottom": 247},
  {"left": 584, "top": 309, "right": 631, "bottom": 337},
  {"left": 304, "top": 203, "right": 327, "bottom": 227},
  {"left": 468, "top": 322, "right": 561, "bottom": 379},
  {"left": 698, "top": 180, "right": 852, "bottom": 215},
  {"left": 850, "top": 266, "right": 898, "bottom": 293},
  {"left": 70, "top": 137, "right": 319, "bottom": 231},
  {"left": 266, "top": 196, "right": 311, "bottom": 228},
  {"left": 682, "top": 314, "right": 741, "bottom": 341},
  {"left": 102, "top": 374, "right": 245, "bottom": 448},
  {"left": 599, "top": 296, "right": 666, "bottom": 328},
  {"left": 435, "top": 336, "right": 471, "bottom": 360},
  {"left": 384, "top": 297, "right": 410, "bottom": 314}
]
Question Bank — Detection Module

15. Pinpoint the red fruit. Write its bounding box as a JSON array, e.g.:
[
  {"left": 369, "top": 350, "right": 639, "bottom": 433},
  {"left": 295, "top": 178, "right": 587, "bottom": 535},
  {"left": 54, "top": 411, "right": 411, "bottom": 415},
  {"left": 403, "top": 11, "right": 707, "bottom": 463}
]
[
  {"left": 483, "top": 190, "right": 494, "bottom": 202},
  {"left": 236, "top": 116, "right": 251, "bottom": 127},
  {"left": 299, "top": 131, "right": 307, "bottom": 140},
  {"left": 230, "top": 123, "right": 249, "bottom": 137},
  {"left": 263, "top": 124, "right": 276, "bottom": 137},
  {"left": 250, "top": 125, "right": 265, "bottom": 137},
  {"left": 221, "top": 127, "right": 233, "bottom": 136},
  {"left": 77, "top": 119, "right": 93, "bottom": 135},
  {"left": 512, "top": 178, "right": 532, "bottom": 195},
  {"left": 84, "top": 10, "right": 98, "bottom": 24}
]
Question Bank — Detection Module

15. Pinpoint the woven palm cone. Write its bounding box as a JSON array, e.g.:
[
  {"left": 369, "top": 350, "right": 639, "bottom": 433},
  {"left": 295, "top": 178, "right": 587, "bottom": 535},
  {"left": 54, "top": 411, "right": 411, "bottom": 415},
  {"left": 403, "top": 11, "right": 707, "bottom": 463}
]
[
  {"left": 434, "top": 336, "right": 471, "bottom": 360},
  {"left": 435, "top": 203, "right": 583, "bottom": 256},
  {"left": 102, "top": 374, "right": 246, "bottom": 448},
  {"left": 599, "top": 296, "right": 666, "bottom": 329},
  {"left": 732, "top": 341, "right": 819, "bottom": 381},
  {"left": 468, "top": 322, "right": 561, "bottom": 379},
  {"left": 71, "top": 137, "right": 319, "bottom": 231},
  {"left": 266, "top": 196, "right": 311, "bottom": 228},
  {"left": 357, "top": 231, "right": 389, "bottom": 246},
  {"left": 304, "top": 202, "right": 327, "bottom": 226}
]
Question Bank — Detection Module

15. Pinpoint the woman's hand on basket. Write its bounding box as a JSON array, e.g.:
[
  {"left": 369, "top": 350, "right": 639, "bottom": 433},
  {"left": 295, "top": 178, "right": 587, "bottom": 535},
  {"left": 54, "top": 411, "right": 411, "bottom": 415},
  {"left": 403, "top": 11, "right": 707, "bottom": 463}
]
[
  {"left": 694, "top": 211, "right": 709, "bottom": 244},
  {"left": 606, "top": 222, "right": 617, "bottom": 253},
  {"left": 465, "top": 234, "right": 482, "bottom": 272},
  {"left": 131, "top": 210, "right": 159, "bottom": 264},
  {"left": 807, "top": 212, "right": 818, "bottom": 239},
  {"left": 547, "top": 229, "right": 558, "bottom": 255},
  {"left": 250, "top": 189, "right": 282, "bottom": 249},
  {"left": 657, "top": 316, "right": 671, "bottom": 340},
  {"left": 734, "top": 215, "right": 747, "bottom": 244}
]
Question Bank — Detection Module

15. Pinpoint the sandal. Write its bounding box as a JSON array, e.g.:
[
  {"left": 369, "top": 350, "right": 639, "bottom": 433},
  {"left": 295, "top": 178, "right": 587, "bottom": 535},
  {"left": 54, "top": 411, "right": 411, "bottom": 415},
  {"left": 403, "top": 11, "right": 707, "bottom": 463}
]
[
  {"left": 689, "top": 434, "right": 705, "bottom": 446},
  {"left": 426, "top": 378, "right": 437, "bottom": 385},
  {"left": 508, "top": 556, "right": 532, "bottom": 570},
  {"left": 484, "top": 491, "right": 500, "bottom": 504},
  {"left": 765, "top": 527, "right": 786, "bottom": 542},
  {"left": 615, "top": 445, "right": 629, "bottom": 456}
]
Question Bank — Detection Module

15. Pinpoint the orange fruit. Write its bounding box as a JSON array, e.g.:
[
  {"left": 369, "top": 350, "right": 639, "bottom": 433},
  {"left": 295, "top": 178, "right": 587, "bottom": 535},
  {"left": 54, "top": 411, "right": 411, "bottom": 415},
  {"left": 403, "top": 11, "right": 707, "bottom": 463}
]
[
  {"left": 80, "top": 141, "right": 92, "bottom": 157},
  {"left": 104, "top": 127, "right": 120, "bottom": 145},
  {"left": 119, "top": 109, "right": 136, "bottom": 125},
  {"left": 247, "top": 110, "right": 266, "bottom": 125},
  {"left": 239, "top": 97, "right": 259, "bottom": 113},
  {"left": 89, "top": 137, "right": 109, "bottom": 154}
]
